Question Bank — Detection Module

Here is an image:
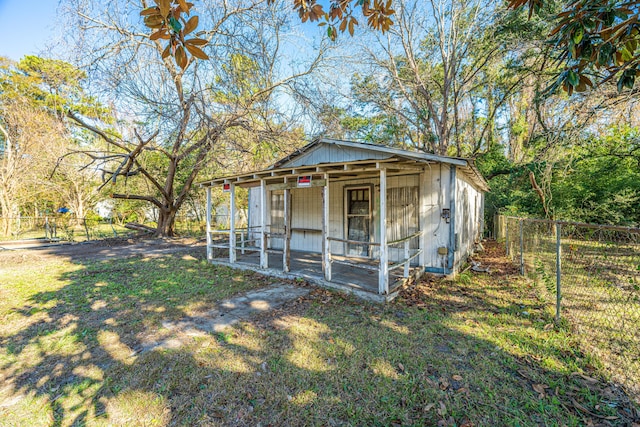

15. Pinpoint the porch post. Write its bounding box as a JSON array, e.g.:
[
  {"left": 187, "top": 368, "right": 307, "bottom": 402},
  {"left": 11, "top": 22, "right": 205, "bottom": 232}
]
[
  {"left": 379, "top": 168, "right": 389, "bottom": 294},
  {"left": 322, "top": 173, "right": 332, "bottom": 281},
  {"left": 419, "top": 170, "right": 427, "bottom": 269},
  {"left": 260, "top": 179, "right": 269, "bottom": 269},
  {"left": 283, "top": 179, "right": 291, "bottom": 272},
  {"left": 206, "top": 186, "right": 212, "bottom": 261},
  {"left": 229, "top": 183, "right": 236, "bottom": 263}
]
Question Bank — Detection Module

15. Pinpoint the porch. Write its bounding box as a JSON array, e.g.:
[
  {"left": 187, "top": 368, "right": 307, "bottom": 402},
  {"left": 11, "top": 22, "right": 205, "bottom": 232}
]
[
  {"left": 208, "top": 245, "right": 417, "bottom": 302},
  {"left": 203, "top": 156, "right": 431, "bottom": 301}
]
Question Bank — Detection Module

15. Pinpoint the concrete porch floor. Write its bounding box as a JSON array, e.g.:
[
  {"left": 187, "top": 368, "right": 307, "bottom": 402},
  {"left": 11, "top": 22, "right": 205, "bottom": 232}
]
[{"left": 210, "top": 250, "right": 412, "bottom": 302}]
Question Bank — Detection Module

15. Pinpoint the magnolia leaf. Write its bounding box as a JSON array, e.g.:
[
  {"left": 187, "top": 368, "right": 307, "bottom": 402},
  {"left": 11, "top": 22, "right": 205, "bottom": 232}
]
[
  {"left": 339, "top": 18, "right": 348, "bottom": 32},
  {"left": 150, "top": 30, "right": 166, "bottom": 40},
  {"left": 144, "top": 15, "right": 165, "bottom": 29},
  {"left": 161, "top": 44, "right": 171, "bottom": 59},
  {"left": 572, "top": 26, "right": 584, "bottom": 44},
  {"left": 158, "top": 0, "right": 171, "bottom": 18},
  {"left": 140, "top": 7, "right": 160, "bottom": 16},
  {"left": 185, "top": 38, "right": 208, "bottom": 46},
  {"left": 178, "top": 0, "right": 190, "bottom": 14},
  {"left": 185, "top": 43, "right": 209, "bottom": 60},
  {"left": 567, "top": 69, "right": 579, "bottom": 87},
  {"left": 184, "top": 15, "right": 198, "bottom": 35},
  {"left": 175, "top": 45, "right": 188, "bottom": 69}
]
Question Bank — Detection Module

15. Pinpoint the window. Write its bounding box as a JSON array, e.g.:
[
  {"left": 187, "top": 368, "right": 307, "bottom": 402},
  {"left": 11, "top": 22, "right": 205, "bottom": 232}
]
[{"left": 387, "top": 186, "right": 419, "bottom": 249}]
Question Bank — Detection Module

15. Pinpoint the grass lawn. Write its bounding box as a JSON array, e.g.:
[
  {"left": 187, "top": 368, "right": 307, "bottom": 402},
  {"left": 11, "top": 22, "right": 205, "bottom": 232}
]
[{"left": 0, "top": 241, "right": 638, "bottom": 426}]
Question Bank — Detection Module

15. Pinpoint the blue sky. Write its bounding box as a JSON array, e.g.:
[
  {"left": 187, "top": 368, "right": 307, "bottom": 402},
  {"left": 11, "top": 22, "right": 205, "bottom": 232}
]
[{"left": 0, "top": 0, "right": 58, "bottom": 61}]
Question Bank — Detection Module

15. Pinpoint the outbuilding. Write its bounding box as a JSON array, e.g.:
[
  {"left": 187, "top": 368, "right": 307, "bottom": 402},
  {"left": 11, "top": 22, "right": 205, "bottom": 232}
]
[{"left": 200, "top": 139, "right": 488, "bottom": 302}]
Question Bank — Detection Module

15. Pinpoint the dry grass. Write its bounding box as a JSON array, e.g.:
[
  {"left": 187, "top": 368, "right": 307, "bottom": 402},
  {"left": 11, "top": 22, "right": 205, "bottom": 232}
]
[{"left": 0, "top": 241, "right": 638, "bottom": 426}]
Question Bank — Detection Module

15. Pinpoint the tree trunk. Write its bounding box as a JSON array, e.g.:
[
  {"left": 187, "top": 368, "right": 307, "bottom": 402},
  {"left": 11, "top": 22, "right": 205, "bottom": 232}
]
[
  {"left": 156, "top": 208, "right": 177, "bottom": 237},
  {"left": 0, "top": 195, "right": 13, "bottom": 237}
]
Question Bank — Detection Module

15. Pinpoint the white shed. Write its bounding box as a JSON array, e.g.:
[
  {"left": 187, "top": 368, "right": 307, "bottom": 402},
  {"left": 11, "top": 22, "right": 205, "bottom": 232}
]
[{"left": 200, "top": 139, "right": 488, "bottom": 302}]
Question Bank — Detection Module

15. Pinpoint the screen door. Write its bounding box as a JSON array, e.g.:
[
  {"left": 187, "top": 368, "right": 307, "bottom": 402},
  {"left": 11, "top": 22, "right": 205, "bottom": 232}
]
[{"left": 346, "top": 188, "right": 371, "bottom": 256}]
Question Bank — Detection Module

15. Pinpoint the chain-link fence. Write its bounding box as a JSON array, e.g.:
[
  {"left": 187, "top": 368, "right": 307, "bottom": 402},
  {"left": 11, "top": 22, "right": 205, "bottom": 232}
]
[
  {"left": 0, "top": 216, "right": 135, "bottom": 242},
  {"left": 496, "top": 215, "right": 640, "bottom": 400},
  {"left": 0, "top": 216, "right": 211, "bottom": 243}
]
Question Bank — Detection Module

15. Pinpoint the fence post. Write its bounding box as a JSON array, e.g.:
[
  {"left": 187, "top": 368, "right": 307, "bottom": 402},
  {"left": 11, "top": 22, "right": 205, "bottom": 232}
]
[
  {"left": 519, "top": 218, "right": 524, "bottom": 276},
  {"left": 110, "top": 218, "right": 117, "bottom": 237},
  {"left": 84, "top": 218, "right": 90, "bottom": 241},
  {"left": 555, "top": 222, "right": 562, "bottom": 323},
  {"left": 505, "top": 217, "right": 510, "bottom": 257}
]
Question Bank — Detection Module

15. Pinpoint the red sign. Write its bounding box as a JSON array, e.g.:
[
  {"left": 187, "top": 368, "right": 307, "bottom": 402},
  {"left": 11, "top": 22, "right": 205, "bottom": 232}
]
[
  {"left": 297, "top": 176, "right": 312, "bottom": 187},
  {"left": 223, "top": 183, "right": 231, "bottom": 192}
]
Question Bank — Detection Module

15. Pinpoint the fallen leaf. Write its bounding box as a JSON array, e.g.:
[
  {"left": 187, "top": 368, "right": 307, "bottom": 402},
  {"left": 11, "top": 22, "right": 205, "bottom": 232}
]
[
  {"left": 579, "top": 374, "right": 598, "bottom": 383},
  {"left": 398, "top": 363, "right": 405, "bottom": 372},
  {"left": 423, "top": 403, "right": 435, "bottom": 412},
  {"left": 570, "top": 397, "right": 619, "bottom": 420},
  {"left": 452, "top": 374, "right": 463, "bottom": 381},
  {"left": 437, "top": 401, "right": 447, "bottom": 417},
  {"left": 532, "top": 383, "right": 548, "bottom": 394},
  {"left": 439, "top": 379, "right": 449, "bottom": 390}
]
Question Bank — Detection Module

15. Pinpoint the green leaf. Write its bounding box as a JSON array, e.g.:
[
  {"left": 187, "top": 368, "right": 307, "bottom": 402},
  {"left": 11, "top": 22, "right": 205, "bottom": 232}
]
[
  {"left": 572, "top": 26, "right": 583, "bottom": 44},
  {"left": 617, "top": 74, "right": 625, "bottom": 92},
  {"left": 567, "top": 70, "right": 579, "bottom": 87},
  {"left": 169, "top": 16, "right": 182, "bottom": 33},
  {"left": 597, "top": 42, "right": 613, "bottom": 66}
]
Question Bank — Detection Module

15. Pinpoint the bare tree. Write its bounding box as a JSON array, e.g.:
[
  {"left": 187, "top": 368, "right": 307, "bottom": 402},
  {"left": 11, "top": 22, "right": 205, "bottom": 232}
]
[
  {"left": 61, "top": 0, "right": 328, "bottom": 236},
  {"left": 356, "top": 0, "right": 510, "bottom": 155},
  {"left": 0, "top": 58, "right": 71, "bottom": 235}
]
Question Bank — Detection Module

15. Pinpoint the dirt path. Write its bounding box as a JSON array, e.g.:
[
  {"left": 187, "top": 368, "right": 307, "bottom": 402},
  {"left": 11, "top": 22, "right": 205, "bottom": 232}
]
[{"left": 0, "top": 237, "right": 205, "bottom": 265}]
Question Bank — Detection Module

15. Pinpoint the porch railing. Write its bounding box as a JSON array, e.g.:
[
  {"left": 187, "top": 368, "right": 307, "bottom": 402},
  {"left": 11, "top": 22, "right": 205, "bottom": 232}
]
[
  {"left": 327, "top": 229, "right": 423, "bottom": 294},
  {"left": 207, "top": 226, "right": 261, "bottom": 254},
  {"left": 208, "top": 224, "right": 424, "bottom": 296},
  {"left": 387, "top": 230, "right": 423, "bottom": 278}
]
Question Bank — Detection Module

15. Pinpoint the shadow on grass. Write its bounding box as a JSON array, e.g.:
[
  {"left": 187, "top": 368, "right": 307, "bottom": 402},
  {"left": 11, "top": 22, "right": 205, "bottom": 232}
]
[{"left": 0, "top": 242, "right": 638, "bottom": 426}]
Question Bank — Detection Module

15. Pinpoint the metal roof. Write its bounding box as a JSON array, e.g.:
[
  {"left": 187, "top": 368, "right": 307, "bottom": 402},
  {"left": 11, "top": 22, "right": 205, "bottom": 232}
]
[{"left": 199, "top": 138, "right": 489, "bottom": 191}]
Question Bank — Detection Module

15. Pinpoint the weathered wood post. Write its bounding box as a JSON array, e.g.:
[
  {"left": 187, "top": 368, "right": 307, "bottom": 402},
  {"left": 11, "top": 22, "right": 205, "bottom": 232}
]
[
  {"left": 229, "top": 183, "right": 236, "bottom": 263},
  {"left": 283, "top": 179, "right": 291, "bottom": 273},
  {"left": 505, "top": 217, "right": 510, "bottom": 257},
  {"left": 206, "top": 186, "right": 212, "bottom": 260},
  {"left": 419, "top": 171, "right": 427, "bottom": 270},
  {"left": 260, "top": 179, "right": 268, "bottom": 269},
  {"left": 379, "top": 168, "right": 389, "bottom": 294},
  {"left": 322, "top": 173, "right": 332, "bottom": 281}
]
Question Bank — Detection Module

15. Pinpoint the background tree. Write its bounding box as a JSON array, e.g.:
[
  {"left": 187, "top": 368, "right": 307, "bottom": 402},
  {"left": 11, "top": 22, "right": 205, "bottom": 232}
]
[{"left": 0, "top": 56, "right": 104, "bottom": 236}]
